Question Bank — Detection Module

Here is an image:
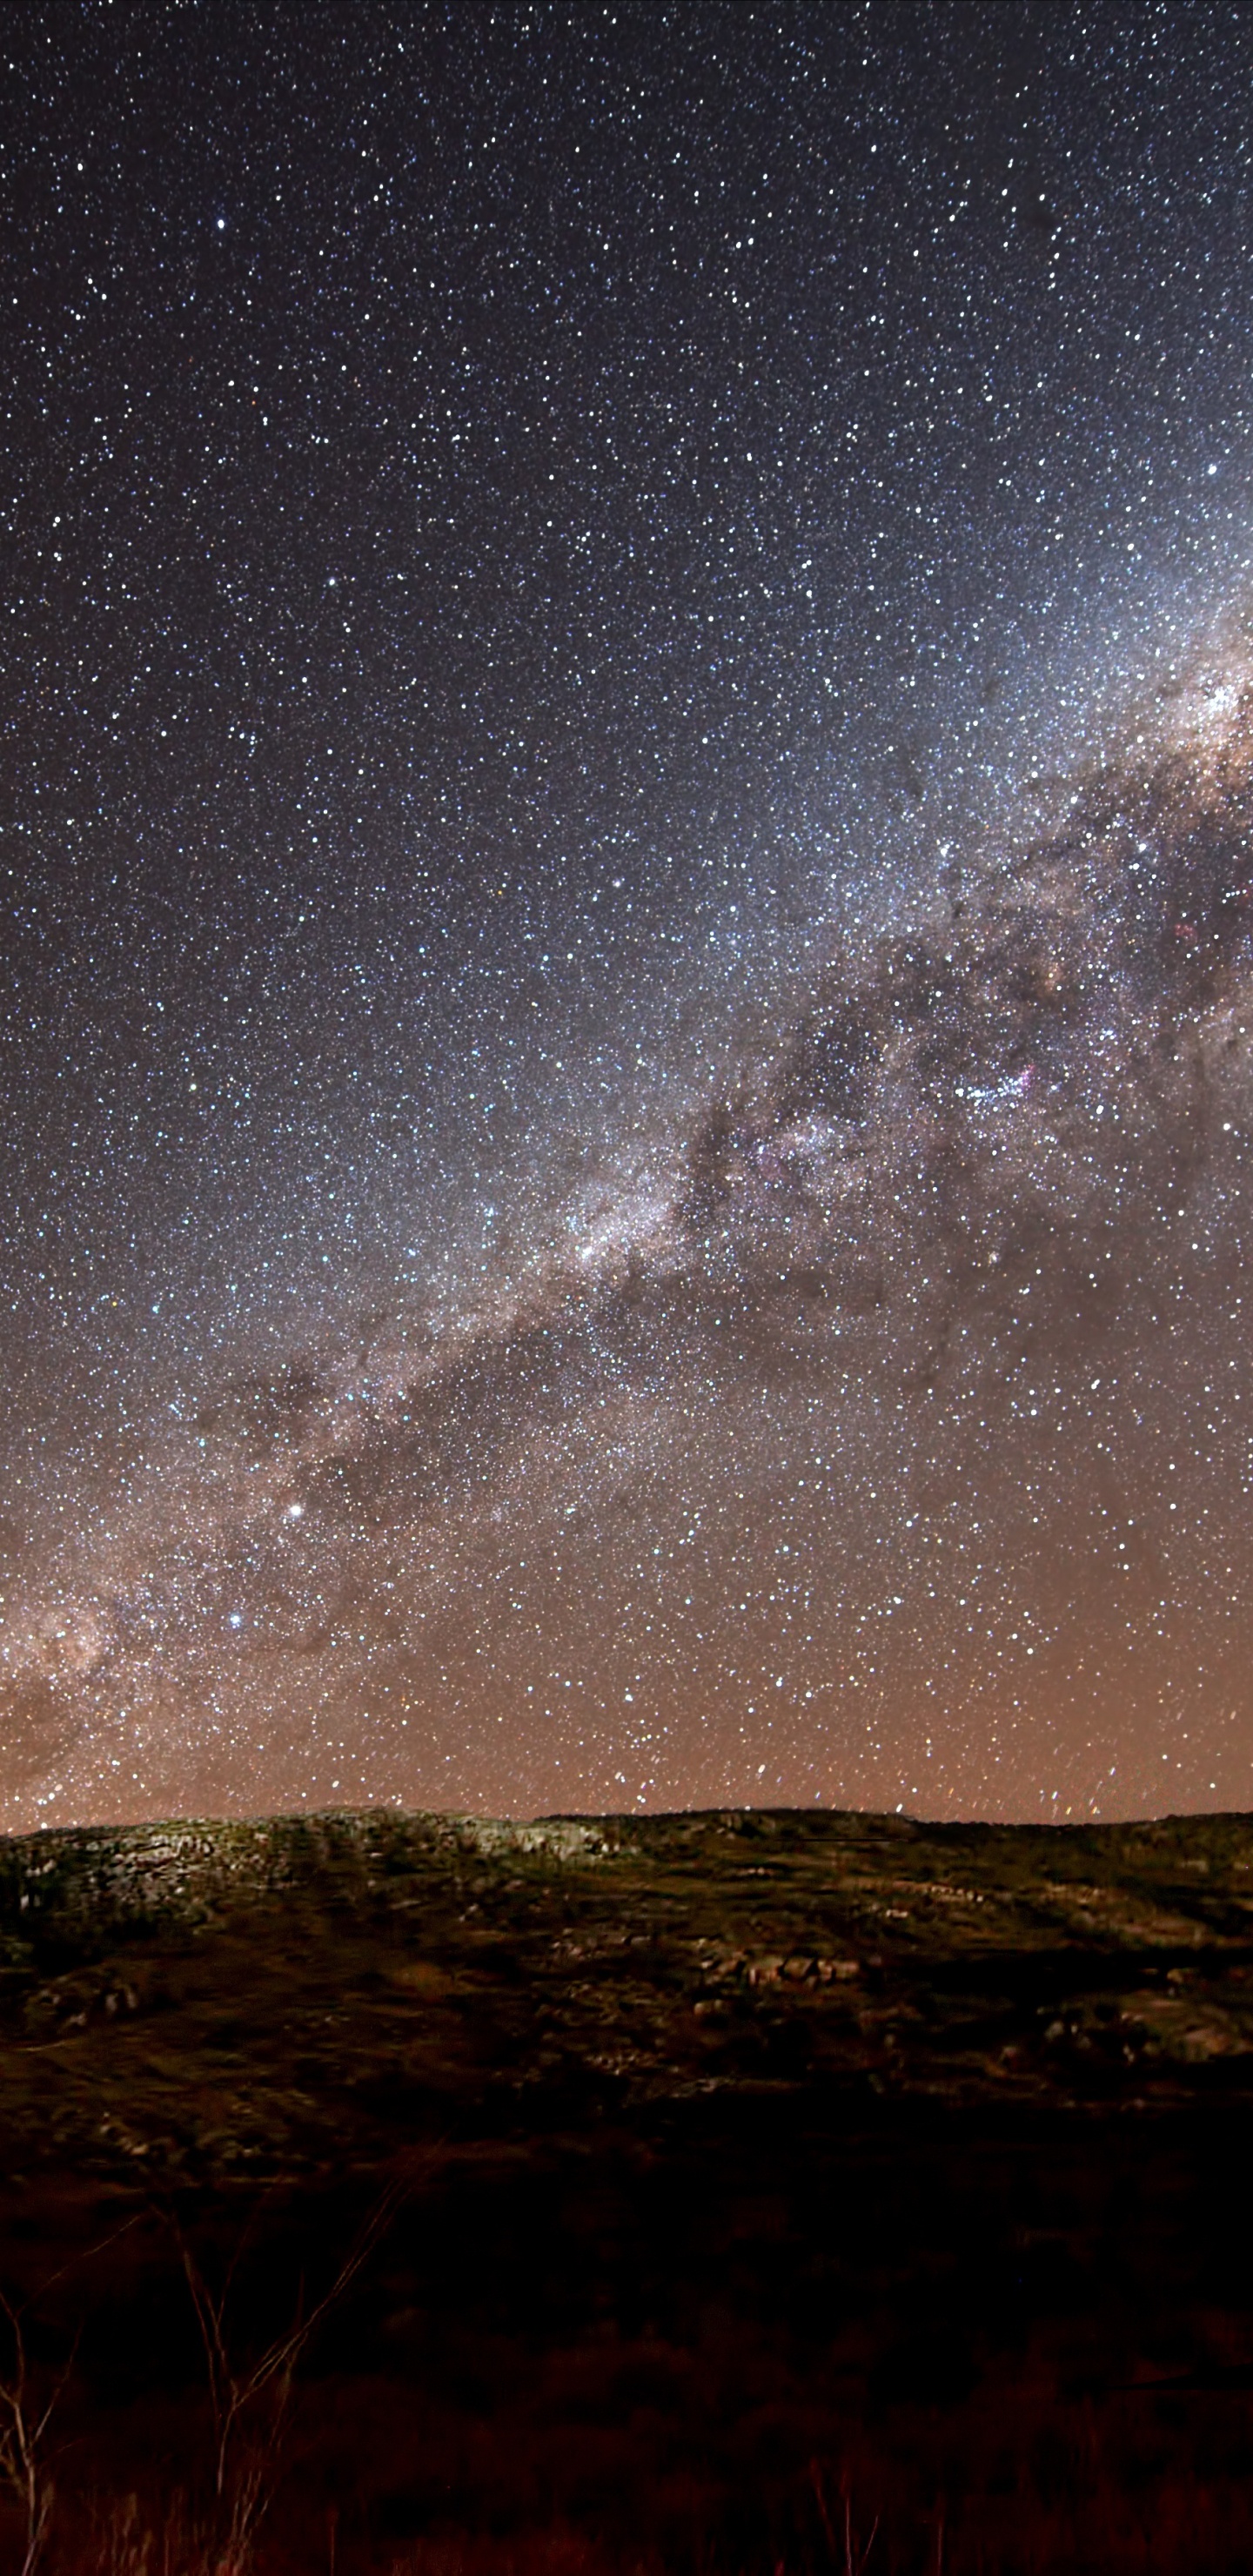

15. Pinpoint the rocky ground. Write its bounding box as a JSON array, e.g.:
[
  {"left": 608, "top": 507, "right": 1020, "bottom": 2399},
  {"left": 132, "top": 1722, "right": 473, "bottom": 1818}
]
[{"left": 1, "top": 1805, "right": 1252, "bottom": 2571}]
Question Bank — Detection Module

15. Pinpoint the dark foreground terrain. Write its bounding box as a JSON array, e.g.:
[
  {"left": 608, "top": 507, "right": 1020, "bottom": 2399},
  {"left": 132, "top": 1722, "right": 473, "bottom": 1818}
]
[{"left": 1, "top": 1806, "right": 1253, "bottom": 2572}]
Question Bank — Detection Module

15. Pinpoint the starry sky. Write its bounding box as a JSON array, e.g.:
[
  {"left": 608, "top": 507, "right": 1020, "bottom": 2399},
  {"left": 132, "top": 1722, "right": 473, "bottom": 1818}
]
[{"left": 4, "top": 2, "right": 1253, "bottom": 1832}]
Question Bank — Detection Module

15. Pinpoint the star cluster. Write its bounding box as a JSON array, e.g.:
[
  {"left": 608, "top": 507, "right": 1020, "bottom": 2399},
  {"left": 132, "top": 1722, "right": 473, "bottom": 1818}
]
[{"left": 4, "top": 6, "right": 1253, "bottom": 1828}]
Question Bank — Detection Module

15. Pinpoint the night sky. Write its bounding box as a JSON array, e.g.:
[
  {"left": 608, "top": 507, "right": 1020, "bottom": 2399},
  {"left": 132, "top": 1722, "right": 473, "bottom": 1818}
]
[{"left": 4, "top": 3, "right": 1253, "bottom": 1832}]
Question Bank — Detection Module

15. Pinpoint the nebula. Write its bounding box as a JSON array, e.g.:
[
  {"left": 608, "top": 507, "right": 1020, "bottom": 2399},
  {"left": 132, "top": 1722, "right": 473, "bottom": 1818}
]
[{"left": 5, "top": 658, "right": 1253, "bottom": 1830}]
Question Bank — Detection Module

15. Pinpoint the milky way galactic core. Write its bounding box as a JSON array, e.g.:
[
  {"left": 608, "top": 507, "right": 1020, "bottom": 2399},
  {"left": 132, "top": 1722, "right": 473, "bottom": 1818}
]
[{"left": 4, "top": 6, "right": 1253, "bottom": 1829}]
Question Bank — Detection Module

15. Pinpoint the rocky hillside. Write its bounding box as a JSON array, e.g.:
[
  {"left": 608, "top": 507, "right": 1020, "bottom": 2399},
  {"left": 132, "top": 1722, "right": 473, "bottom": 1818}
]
[{"left": 1, "top": 1802, "right": 1251, "bottom": 2186}]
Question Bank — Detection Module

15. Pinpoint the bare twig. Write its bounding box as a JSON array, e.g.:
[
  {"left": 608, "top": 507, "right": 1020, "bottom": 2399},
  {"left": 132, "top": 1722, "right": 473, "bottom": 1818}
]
[
  {"left": 168, "top": 2171, "right": 412, "bottom": 2566},
  {"left": 0, "top": 2290, "right": 78, "bottom": 2576},
  {"left": 843, "top": 2486, "right": 880, "bottom": 2576},
  {"left": 0, "top": 2210, "right": 144, "bottom": 2571},
  {"left": 808, "top": 2462, "right": 879, "bottom": 2576}
]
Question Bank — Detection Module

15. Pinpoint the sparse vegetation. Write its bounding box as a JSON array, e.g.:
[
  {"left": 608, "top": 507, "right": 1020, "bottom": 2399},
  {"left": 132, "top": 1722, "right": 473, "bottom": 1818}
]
[{"left": 1, "top": 1804, "right": 1252, "bottom": 2570}]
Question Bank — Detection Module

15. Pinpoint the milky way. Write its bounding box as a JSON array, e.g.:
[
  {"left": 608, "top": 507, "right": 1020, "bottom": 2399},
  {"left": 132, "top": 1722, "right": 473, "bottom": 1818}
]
[{"left": 5, "top": 8, "right": 1253, "bottom": 1828}]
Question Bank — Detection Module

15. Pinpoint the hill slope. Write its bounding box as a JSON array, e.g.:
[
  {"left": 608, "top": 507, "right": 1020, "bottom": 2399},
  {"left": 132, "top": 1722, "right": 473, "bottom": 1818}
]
[{"left": 2, "top": 1804, "right": 1253, "bottom": 2573}]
